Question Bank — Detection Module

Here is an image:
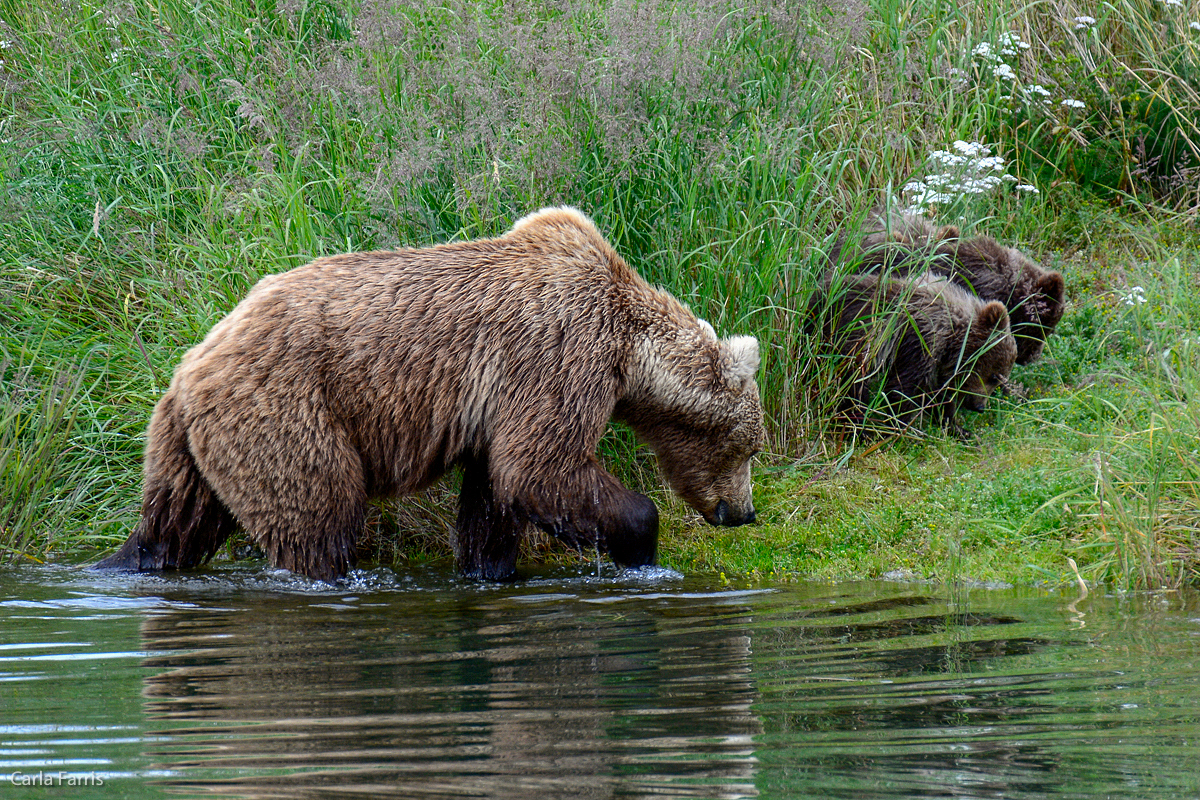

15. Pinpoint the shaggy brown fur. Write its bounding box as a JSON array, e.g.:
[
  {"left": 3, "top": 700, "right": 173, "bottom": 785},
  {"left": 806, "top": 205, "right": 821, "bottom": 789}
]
[
  {"left": 821, "top": 273, "right": 1018, "bottom": 432},
  {"left": 844, "top": 209, "right": 1065, "bottom": 366},
  {"left": 95, "top": 207, "right": 766, "bottom": 582}
]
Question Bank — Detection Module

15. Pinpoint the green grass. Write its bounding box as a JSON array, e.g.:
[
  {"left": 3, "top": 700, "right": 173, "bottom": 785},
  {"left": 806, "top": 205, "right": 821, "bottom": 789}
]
[{"left": 2, "top": 0, "right": 1199, "bottom": 589}]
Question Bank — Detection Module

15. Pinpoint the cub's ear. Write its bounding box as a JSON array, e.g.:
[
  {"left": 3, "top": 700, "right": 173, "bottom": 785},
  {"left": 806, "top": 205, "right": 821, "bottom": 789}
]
[
  {"left": 934, "top": 224, "right": 960, "bottom": 242},
  {"left": 976, "top": 300, "right": 1011, "bottom": 334},
  {"left": 720, "top": 335, "right": 760, "bottom": 388},
  {"left": 1038, "top": 271, "right": 1065, "bottom": 303}
]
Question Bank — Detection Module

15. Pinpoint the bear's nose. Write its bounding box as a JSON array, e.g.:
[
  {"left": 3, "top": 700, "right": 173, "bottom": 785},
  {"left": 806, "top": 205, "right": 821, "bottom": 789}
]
[{"left": 743, "top": 509, "right": 756, "bottom": 525}]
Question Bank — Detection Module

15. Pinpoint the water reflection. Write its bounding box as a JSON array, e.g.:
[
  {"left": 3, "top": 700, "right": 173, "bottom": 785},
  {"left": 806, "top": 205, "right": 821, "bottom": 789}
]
[
  {"left": 2, "top": 565, "right": 1198, "bottom": 800},
  {"left": 135, "top": 569, "right": 763, "bottom": 798},
  {"left": 750, "top": 590, "right": 1200, "bottom": 799}
]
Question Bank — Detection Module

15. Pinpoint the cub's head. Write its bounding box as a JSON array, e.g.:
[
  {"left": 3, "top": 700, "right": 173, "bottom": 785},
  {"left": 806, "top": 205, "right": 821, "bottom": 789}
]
[
  {"left": 1010, "top": 253, "right": 1065, "bottom": 365},
  {"left": 955, "top": 237, "right": 1065, "bottom": 366},
  {"left": 955, "top": 300, "right": 1017, "bottom": 413},
  {"left": 622, "top": 328, "right": 766, "bottom": 527}
]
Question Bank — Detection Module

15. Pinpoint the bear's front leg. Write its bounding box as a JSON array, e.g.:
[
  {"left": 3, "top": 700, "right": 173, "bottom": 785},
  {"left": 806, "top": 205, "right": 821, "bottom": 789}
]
[
  {"left": 524, "top": 459, "right": 659, "bottom": 570},
  {"left": 456, "top": 457, "right": 524, "bottom": 582},
  {"left": 597, "top": 489, "right": 659, "bottom": 568}
]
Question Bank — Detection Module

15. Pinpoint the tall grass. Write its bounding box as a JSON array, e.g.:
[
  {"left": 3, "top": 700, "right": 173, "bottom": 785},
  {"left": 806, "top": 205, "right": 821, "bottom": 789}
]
[
  {"left": 1065, "top": 256, "right": 1200, "bottom": 589},
  {"left": 1, "top": 0, "right": 1198, "bottom": 585},
  {"left": 0, "top": 345, "right": 90, "bottom": 559}
]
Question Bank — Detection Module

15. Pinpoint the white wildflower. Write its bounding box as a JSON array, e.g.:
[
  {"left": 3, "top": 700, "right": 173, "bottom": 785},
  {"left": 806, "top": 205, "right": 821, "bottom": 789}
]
[
  {"left": 1120, "top": 286, "right": 1148, "bottom": 306},
  {"left": 1015, "top": 184, "right": 1040, "bottom": 194},
  {"left": 953, "top": 140, "right": 990, "bottom": 157},
  {"left": 994, "top": 63, "right": 1017, "bottom": 81},
  {"left": 973, "top": 42, "right": 997, "bottom": 62},
  {"left": 1074, "top": 16, "right": 1096, "bottom": 29},
  {"left": 1027, "top": 84, "right": 1052, "bottom": 97},
  {"left": 0, "top": 40, "right": 13, "bottom": 49},
  {"left": 1161, "top": 0, "right": 1182, "bottom": 6},
  {"left": 999, "top": 32, "right": 1031, "bottom": 55},
  {"left": 1061, "top": 98, "right": 1086, "bottom": 109},
  {"left": 904, "top": 142, "right": 1036, "bottom": 207},
  {"left": 1191, "top": 21, "right": 1200, "bottom": 30}
]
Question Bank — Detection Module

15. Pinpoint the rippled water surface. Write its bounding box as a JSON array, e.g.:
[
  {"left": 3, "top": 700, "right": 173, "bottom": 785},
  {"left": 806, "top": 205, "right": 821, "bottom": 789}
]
[{"left": 2, "top": 562, "right": 1198, "bottom": 799}]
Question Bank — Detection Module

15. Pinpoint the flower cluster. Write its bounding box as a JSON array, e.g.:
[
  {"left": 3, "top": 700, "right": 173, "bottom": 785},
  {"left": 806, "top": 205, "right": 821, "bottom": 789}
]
[
  {"left": 1120, "top": 286, "right": 1148, "bottom": 306},
  {"left": 902, "top": 141, "right": 1037, "bottom": 211},
  {"left": 970, "top": 30, "right": 1090, "bottom": 118}
]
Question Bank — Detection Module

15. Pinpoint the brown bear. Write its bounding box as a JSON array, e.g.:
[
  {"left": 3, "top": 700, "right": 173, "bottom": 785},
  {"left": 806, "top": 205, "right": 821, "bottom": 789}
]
[
  {"left": 95, "top": 207, "right": 766, "bottom": 582},
  {"left": 819, "top": 271, "right": 1018, "bottom": 432},
  {"left": 845, "top": 209, "right": 1065, "bottom": 366}
]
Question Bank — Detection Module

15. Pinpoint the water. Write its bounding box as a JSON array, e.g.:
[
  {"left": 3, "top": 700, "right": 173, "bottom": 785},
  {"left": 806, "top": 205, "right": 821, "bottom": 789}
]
[{"left": 1, "top": 562, "right": 1198, "bottom": 799}]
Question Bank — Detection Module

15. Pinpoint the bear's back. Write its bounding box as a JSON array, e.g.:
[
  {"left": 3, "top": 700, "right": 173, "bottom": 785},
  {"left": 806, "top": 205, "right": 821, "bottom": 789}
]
[{"left": 170, "top": 207, "right": 670, "bottom": 492}]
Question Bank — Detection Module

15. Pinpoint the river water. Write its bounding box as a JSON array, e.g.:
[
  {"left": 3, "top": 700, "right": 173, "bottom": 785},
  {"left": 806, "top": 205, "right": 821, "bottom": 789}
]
[{"left": 1, "top": 562, "right": 1197, "bottom": 799}]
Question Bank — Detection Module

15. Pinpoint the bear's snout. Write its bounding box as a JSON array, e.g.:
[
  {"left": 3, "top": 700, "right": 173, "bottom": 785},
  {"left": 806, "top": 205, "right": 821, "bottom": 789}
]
[
  {"left": 708, "top": 500, "right": 757, "bottom": 527},
  {"left": 963, "top": 396, "right": 988, "bottom": 413}
]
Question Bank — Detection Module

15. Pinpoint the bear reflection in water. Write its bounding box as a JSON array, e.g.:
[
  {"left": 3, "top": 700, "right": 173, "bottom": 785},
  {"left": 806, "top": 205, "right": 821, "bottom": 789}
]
[
  {"left": 132, "top": 581, "right": 1057, "bottom": 799},
  {"left": 135, "top": 586, "right": 763, "bottom": 799}
]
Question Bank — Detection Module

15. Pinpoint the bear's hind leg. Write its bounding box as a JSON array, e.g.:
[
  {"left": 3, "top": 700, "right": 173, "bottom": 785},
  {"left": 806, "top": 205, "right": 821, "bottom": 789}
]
[
  {"left": 93, "top": 388, "right": 237, "bottom": 573},
  {"left": 258, "top": 500, "right": 364, "bottom": 583},
  {"left": 190, "top": 408, "right": 368, "bottom": 583},
  {"left": 456, "top": 457, "right": 524, "bottom": 582}
]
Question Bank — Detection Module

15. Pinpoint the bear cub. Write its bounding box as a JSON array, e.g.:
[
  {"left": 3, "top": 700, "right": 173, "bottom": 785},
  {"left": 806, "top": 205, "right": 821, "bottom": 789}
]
[
  {"left": 95, "top": 207, "right": 766, "bottom": 582},
  {"left": 844, "top": 208, "right": 1065, "bottom": 365},
  {"left": 819, "top": 272, "right": 1018, "bottom": 433}
]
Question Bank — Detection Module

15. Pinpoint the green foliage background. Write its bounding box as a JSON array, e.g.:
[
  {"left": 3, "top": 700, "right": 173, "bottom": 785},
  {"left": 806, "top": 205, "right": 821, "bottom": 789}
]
[{"left": 2, "top": 0, "right": 1198, "bottom": 588}]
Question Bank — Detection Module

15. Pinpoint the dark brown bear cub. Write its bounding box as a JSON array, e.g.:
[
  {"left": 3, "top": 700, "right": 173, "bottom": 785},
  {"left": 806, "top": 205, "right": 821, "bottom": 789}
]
[
  {"left": 95, "top": 207, "right": 766, "bottom": 582},
  {"left": 850, "top": 209, "right": 1065, "bottom": 365},
  {"left": 821, "top": 273, "right": 1018, "bottom": 432}
]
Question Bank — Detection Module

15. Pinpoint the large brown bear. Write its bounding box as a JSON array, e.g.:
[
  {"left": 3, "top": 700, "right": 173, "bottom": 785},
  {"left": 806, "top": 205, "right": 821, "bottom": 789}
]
[
  {"left": 95, "top": 207, "right": 766, "bottom": 582},
  {"left": 843, "top": 209, "right": 1065, "bottom": 365},
  {"left": 820, "top": 272, "right": 1018, "bottom": 432}
]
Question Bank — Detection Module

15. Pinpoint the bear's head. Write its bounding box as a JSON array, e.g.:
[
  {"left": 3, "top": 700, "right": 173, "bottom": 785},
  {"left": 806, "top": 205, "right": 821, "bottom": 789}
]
[
  {"left": 1011, "top": 257, "right": 1065, "bottom": 365},
  {"left": 953, "top": 300, "right": 1017, "bottom": 413},
  {"left": 622, "top": 331, "right": 766, "bottom": 527},
  {"left": 953, "top": 237, "right": 1065, "bottom": 366}
]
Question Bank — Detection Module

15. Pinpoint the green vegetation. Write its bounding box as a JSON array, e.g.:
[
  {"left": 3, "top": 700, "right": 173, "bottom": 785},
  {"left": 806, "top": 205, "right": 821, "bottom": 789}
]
[{"left": 2, "top": 0, "right": 1198, "bottom": 589}]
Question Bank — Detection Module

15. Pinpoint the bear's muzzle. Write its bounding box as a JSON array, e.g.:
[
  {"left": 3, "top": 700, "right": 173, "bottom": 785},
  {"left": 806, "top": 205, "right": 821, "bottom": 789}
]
[{"left": 708, "top": 499, "right": 756, "bottom": 527}]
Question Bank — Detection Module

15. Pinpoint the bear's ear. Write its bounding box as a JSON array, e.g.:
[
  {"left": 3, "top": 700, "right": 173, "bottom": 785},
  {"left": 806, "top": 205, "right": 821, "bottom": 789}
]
[
  {"left": 934, "top": 224, "right": 960, "bottom": 242},
  {"left": 1038, "top": 271, "right": 1065, "bottom": 304},
  {"left": 720, "top": 335, "right": 760, "bottom": 388},
  {"left": 976, "top": 300, "right": 1011, "bottom": 334}
]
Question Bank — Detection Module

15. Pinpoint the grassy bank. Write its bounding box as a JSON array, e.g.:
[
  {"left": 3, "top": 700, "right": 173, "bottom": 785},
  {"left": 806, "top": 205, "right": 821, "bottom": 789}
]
[{"left": 1, "top": 0, "right": 1198, "bottom": 589}]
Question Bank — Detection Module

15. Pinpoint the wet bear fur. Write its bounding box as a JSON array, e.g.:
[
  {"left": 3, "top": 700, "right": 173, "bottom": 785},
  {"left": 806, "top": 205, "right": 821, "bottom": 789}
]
[
  {"left": 820, "top": 272, "right": 1018, "bottom": 432},
  {"left": 95, "top": 207, "right": 766, "bottom": 582},
  {"left": 840, "top": 208, "right": 1065, "bottom": 365}
]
